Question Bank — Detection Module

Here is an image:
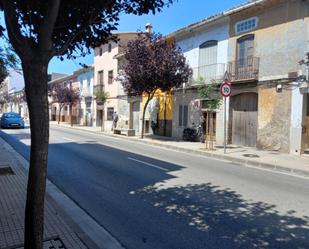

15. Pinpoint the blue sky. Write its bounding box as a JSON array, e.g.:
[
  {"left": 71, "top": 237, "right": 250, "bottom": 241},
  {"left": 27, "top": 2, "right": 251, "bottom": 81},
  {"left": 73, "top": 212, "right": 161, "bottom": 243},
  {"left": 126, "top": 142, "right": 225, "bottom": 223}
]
[{"left": 47, "top": 0, "right": 247, "bottom": 74}]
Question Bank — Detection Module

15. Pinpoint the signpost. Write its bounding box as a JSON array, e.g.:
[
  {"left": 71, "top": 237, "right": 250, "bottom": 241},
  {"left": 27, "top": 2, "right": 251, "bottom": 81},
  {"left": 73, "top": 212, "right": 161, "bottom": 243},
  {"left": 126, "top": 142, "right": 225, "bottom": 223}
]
[{"left": 220, "top": 77, "right": 232, "bottom": 154}]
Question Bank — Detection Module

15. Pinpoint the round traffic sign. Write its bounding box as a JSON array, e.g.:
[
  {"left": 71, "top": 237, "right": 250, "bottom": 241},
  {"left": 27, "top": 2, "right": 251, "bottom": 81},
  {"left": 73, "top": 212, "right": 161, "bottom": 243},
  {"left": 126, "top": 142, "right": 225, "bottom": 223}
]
[{"left": 220, "top": 82, "right": 232, "bottom": 97}]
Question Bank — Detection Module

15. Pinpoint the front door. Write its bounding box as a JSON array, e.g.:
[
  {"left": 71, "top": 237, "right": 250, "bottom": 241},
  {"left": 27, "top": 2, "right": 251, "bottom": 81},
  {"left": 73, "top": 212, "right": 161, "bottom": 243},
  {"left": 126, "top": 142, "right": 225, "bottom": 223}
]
[
  {"left": 231, "top": 93, "right": 258, "bottom": 147},
  {"left": 132, "top": 101, "right": 140, "bottom": 132}
]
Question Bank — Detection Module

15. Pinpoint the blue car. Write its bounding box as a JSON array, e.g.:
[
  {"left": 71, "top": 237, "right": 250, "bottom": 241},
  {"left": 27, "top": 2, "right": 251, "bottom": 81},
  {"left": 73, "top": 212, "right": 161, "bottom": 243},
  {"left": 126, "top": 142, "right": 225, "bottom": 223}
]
[{"left": 0, "top": 112, "right": 25, "bottom": 129}]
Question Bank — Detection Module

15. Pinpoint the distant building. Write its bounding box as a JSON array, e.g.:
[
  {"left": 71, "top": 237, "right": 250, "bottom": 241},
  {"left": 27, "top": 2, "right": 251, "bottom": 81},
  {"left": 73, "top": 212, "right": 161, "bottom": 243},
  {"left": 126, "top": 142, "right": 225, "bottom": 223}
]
[
  {"left": 93, "top": 32, "right": 139, "bottom": 130},
  {"left": 74, "top": 66, "right": 94, "bottom": 126}
]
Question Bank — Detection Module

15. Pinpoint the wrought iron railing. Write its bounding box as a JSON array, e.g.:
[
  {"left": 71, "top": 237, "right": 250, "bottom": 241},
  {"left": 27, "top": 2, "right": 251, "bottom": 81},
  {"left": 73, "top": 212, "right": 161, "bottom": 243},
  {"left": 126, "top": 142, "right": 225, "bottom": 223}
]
[
  {"left": 189, "top": 63, "right": 226, "bottom": 85},
  {"left": 93, "top": 84, "right": 104, "bottom": 93},
  {"left": 227, "top": 57, "right": 259, "bottom": 81}
]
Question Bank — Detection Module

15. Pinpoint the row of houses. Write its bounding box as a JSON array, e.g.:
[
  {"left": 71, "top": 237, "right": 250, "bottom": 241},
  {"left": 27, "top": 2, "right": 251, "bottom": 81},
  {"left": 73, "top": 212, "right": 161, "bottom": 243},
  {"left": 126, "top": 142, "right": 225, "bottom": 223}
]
[
  {"left": 1, "top": 0, "right": 309, "bottom": 156},
  {"left": 90, "top": 0, "right": 309, "bottom": 155}
]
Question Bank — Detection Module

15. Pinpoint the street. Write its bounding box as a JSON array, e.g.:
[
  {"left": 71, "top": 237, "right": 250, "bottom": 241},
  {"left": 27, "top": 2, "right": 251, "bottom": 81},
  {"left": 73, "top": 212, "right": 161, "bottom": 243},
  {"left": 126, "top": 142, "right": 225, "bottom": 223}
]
[{"left": 1, "top": 125, "right": 309, "bottom": 249}]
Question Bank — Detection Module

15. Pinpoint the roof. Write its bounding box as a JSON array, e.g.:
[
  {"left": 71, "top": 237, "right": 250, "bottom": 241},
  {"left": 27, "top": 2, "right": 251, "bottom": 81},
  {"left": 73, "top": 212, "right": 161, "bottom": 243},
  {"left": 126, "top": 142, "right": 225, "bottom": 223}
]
[{"left": 167, "top": 0, "right": 267, "bottom": 38}]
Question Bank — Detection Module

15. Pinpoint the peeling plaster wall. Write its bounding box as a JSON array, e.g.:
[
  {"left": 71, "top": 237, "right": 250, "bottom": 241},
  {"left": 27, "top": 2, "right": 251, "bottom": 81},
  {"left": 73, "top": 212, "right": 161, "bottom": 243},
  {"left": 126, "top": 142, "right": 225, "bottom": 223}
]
[{"left": 257, "top": 84, "right": 291, "bottom": 152}]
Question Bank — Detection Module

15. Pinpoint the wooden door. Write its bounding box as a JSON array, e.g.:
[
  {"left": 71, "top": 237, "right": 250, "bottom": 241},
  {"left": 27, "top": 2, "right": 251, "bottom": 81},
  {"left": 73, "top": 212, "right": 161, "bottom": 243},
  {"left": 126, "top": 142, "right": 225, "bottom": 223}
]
[{"left": 231, "top": 93, "right": 258, "bottom": 147}]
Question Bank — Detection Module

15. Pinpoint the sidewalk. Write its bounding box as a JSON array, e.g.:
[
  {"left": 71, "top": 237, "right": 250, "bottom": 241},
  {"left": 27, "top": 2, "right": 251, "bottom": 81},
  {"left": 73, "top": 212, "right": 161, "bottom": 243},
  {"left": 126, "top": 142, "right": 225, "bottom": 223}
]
[
  {"left": 0, "top": 136, "right": 88, "bottom": 249},
  {"left": 51, "top": 121, "right": 309, "bottom": 178}
]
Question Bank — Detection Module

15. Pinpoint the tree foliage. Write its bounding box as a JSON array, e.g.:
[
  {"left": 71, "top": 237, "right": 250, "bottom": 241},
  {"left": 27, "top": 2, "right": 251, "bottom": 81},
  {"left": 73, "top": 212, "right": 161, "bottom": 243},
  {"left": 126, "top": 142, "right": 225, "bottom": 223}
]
[
  {"left": 0, "top": 47, "right": 19, "bottom": 86},
  {"left": 119, "top": 32, "right": 192, "bottom": 138},
  {"left": 51, "top": 84, "right": 80, "bottom": 107},
  {"left": 95, "top": 90, "right": 109, "bottom": 105},
  {"left": 197, "top": 77, "right": 222, "bottom": 110},
  {"left": 0, "top": 1, "right": 174, "bottom": 61},
  {"left": 0, "top": 1, "right": 175, "bottom": 248},
  {"left": 120, "top": 33, "right": 192, "bottom": 96}
]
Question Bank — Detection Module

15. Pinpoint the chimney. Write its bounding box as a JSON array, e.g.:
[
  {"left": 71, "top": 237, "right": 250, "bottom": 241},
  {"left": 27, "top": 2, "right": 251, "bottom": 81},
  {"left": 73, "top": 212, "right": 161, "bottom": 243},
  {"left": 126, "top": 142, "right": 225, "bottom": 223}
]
[{"left": 145, "top": 23, "right": 153, "bottom": 33}]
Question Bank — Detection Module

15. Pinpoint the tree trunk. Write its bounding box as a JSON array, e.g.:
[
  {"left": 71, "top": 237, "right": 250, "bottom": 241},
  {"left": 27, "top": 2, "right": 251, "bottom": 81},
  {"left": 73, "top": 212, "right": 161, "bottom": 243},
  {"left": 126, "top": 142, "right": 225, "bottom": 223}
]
[
  {"left": 70, "top": 104, "right": 73, "bottom": 127},
  {"left": 22, "top": 59, "right": 49, "bottom": 249},
  {"left": 58, "top": 106, "right": 62, "bottom": 124},
  {"left": 101, "top": 109, "right": 105, "bottom": 132},
  {"left": 141, "top": 98, "right": 151, "bottom": 139}
]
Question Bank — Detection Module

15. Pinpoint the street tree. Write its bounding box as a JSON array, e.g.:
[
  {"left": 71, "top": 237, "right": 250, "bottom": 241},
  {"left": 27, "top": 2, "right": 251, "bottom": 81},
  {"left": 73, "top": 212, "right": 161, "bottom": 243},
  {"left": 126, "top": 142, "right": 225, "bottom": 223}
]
[
  {"left": 197, "top": 77, "right": 222, "bottom": 148},
  {"left": 119, "top": 33, "right": 192, "bottom": 138},
  {"left": 0, "top": 1, "right": 174, "bottom": 248},
  {"left": 51, "top": 84, "right": 80, "bottom": 126},
  {"left": 0, "top": 47, "right": 18, "bottom": 86}
]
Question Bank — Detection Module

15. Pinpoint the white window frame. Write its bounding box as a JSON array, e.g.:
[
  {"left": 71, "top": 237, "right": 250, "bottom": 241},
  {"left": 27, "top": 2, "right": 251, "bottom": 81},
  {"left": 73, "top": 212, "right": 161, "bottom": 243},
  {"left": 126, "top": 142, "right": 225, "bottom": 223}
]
[{"left": 235, "top": 17, "right": 258, "bottom": 35}]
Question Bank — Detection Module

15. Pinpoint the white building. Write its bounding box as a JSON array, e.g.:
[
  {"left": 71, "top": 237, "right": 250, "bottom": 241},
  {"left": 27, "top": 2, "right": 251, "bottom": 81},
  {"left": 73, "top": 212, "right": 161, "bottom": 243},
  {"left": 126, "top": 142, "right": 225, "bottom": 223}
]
[{"left": 169, "top": 15, "right": 230, "bottom": 145}]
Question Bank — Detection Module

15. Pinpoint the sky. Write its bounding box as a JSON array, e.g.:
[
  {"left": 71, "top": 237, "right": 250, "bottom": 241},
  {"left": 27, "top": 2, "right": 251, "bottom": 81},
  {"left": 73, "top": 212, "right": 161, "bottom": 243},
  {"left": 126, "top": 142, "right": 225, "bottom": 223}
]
[{"left": 42, "top": 1, "right": 247, "bottom": 74}]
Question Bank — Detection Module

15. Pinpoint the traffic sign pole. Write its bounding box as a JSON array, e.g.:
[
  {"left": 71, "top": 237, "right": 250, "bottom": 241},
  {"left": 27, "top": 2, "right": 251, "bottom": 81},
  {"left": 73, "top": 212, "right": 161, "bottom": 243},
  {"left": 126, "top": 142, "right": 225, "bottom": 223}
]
[
  {"left": 220, "top": 78, "right": 231, "bottom": 154},
  {"left": 224, "top": 96, "right": 227, "bottom": 154}
]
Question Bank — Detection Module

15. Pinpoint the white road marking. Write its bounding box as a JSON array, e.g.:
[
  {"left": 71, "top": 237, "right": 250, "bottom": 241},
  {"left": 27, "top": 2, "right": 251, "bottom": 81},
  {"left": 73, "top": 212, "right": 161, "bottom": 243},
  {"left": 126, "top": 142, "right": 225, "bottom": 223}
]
[
  {"left": 62, "top": 137, "right": 77, "bottom": 142},
  {"left": 128, "top": 157, "right": 168, "bottom": 171}
]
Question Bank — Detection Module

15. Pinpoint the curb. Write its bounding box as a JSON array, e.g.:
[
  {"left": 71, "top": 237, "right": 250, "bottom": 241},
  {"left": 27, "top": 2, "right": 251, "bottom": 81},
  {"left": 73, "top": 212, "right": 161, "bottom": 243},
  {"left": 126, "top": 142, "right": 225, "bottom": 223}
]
[
  {"left": 51, "top": 123, "right": 309, "bottom": 179},
  {"left": 0, "top": 132, "right": 126, "bottom": 249}
]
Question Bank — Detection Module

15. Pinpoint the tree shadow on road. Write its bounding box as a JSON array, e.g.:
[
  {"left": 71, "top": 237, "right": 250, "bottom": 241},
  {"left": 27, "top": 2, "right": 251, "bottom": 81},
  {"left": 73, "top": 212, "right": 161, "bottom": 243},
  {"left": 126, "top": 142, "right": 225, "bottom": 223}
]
[{"left": 136, "top": 183, "right": 309, "bottom": 249}]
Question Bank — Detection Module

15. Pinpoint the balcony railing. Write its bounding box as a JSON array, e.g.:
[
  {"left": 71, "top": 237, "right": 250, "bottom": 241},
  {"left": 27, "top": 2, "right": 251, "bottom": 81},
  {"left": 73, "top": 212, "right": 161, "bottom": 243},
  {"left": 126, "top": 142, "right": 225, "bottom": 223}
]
[
  {"left": 227, "top": 57, "right": 259, "bottom": 82},
  {"left": 189, "top": 63, "right": 226, "bottom": 85},
  {"left": 81, "top": 88, "right": 92, "bottom": 97},
  {"left": 93, "top": 84, "right": 104, "bottom": 93}
]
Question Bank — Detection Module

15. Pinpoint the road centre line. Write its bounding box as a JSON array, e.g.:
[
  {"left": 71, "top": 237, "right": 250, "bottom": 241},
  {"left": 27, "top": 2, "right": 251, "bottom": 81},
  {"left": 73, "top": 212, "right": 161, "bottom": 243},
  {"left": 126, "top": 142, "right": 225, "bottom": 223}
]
[
  {"left": 128, "top": 157, "right": 168, "bottom": 171},
  {"left": 62, "top": 137, "right": 78, "bottom": 142}
]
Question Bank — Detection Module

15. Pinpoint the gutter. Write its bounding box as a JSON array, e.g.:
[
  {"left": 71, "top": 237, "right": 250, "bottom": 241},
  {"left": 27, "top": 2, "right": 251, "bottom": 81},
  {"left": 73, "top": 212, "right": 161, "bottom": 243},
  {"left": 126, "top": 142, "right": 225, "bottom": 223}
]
[{"left": 167, "top": 0, "right": 268, "bottom": 39}]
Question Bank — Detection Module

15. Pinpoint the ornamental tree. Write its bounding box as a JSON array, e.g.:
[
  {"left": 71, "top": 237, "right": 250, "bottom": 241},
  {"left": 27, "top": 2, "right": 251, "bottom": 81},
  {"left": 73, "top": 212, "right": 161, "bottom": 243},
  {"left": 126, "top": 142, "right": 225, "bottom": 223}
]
[
  {"left": 119, "top": 33, "right": 192, "bottom": 138},
  {"left": 0, "top": 47, "right": 18, "bottom": 86},
  {"left": 51, "top": 84, "right": 80, "bottom": 126},
  {"left": 0, "top": 1, "right": 174, "bottom": 248}
]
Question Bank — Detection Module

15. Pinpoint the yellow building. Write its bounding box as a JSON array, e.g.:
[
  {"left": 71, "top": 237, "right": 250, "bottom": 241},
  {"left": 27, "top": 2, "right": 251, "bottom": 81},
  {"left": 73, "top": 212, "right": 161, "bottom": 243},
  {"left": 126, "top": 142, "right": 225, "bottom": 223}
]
[{"left": 142, "top": 90, "right": 173, "bottom": 136}]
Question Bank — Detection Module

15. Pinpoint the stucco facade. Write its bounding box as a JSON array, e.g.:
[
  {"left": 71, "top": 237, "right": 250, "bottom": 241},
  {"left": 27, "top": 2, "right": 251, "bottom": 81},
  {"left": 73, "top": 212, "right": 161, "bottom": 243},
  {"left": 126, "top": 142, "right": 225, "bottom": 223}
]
[
  {"left": 170, "top": 17, "right": 230, "bottom": 143},
  {"left": 227, "top": 0, "right": 309, "bottom": 154},
  {"left": 93, "top": 33, "right": 138, "bottom": 131},
  {"left": 75, "top": 66, "right": 94, "bottom": 126}
]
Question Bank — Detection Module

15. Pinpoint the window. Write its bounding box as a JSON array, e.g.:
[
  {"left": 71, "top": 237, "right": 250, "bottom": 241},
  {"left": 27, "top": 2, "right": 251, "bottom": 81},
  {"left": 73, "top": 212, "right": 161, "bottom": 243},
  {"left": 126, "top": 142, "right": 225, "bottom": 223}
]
[
  {"left": 108, "top": 43, "right": 112, "bottom": 53},
  {"left": 237, "top": 34, "right": 254, "bottom": 66},
  {"left": 108, "top": 70, "right": 114, "bottom": 84},
  {"left": 107, "top": 107, "right": 114, "bottom": 121},
  {"left": 198, "top": 40, "right": 218, "bottom": 79},
  {"left": 86, "top": 102, "right": 92, "bottom": 114},
  {"left": 99, "top": 47, "right": 103, "bottom": 56},
  {"left": 235, "top": 17, "right": 258, "bottom": 35},
  {"left": 179, "top": 105, "right": 188, "bottom": 127},
  {"left": 98, "top": 70, "right": 104, "bottom": 85}
]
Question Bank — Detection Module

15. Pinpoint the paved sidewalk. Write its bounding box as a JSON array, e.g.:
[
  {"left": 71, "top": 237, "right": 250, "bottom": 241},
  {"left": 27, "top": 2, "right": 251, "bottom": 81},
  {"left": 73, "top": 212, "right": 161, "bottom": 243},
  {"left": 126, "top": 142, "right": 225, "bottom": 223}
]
[
  {"left": 0, "top": 137, "right": 88, "bottom": 249},
  {"left": 51, "top": 122, "right": 309, "bottom": 178}
]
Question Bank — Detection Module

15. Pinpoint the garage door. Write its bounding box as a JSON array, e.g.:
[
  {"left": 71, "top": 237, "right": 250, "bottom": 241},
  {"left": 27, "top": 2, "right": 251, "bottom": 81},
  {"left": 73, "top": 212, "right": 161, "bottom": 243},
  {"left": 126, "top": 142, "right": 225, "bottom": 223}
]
[{"left": 231, "top": 93, "right": 258, "bottom": 147}]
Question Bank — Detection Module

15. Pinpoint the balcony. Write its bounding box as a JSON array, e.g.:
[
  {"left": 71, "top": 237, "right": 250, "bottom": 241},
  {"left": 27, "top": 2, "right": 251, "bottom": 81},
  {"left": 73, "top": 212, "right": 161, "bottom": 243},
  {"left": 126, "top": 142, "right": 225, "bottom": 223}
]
[
  {"left": 81, "top": 88, "right": 92, "bottom": 98},
  {"left": 189, "top": 63, "right": 226, "bottom": 85},
  {"left": 93, "top": 84, "right": 104, "bottom": 93},
  {"left": 228, "top": 57, "right": 259, "bottom": 82}
]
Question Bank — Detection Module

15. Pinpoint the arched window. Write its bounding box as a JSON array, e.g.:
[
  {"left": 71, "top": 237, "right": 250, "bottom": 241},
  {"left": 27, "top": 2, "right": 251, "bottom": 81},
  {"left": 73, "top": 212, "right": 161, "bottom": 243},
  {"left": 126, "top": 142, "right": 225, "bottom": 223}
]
[
  {"left": 199, "top": 40, "right": 218, "bottom": 66},
  {"left": 198, "top": 40, "right": 218, "bottom": 79},
  {"left": 237, "top": 34, "right": 254, "bottom": 65}
]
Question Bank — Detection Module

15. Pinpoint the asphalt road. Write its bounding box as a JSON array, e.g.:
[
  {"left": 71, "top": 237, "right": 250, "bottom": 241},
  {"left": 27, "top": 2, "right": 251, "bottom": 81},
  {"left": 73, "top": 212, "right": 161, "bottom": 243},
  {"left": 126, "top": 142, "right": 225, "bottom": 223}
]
[{"left": 1, "top": 125, "right": 309, "bottom": 249}]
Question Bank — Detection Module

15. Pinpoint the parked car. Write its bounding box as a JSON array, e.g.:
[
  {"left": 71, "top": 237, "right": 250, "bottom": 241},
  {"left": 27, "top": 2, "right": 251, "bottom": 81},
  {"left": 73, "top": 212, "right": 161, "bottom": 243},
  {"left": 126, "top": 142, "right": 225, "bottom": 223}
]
[{"left": 0, "top": 112, "right": 25, "bottom": 129}]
